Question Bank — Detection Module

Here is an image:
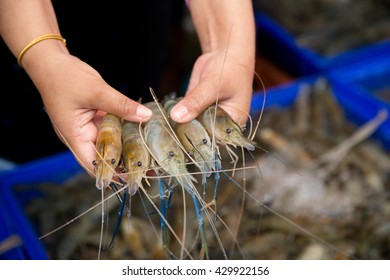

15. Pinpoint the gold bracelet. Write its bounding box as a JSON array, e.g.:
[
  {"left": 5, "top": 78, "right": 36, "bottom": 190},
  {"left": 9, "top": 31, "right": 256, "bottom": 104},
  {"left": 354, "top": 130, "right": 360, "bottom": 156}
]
[{"left": 17, "top": 34, "right": 66, "bottom": 67}]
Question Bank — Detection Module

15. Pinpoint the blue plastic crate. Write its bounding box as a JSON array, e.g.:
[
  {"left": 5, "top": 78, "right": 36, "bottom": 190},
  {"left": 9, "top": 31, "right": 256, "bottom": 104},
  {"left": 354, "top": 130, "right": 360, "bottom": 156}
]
[
  {"left": 255, "top": 12, "right": 390, "bottom": 77},
  {"left": 0, "top": 151, "right": 84, "bottom": 259},
  {"left": 327, "top": 54, "right": 390, "bottom": 149},
  {"left": 251, "top": 74, "right": 390, "bottom": 150}
]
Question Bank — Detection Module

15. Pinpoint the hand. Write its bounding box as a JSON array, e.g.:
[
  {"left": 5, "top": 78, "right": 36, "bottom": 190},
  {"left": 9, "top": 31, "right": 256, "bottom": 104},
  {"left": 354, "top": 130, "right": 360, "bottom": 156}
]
[
  {"left": 170, "top": 48, "right": 254, "bottom": 126},
  {"left": 24, "top": 51, "right": 152, "bottom": 176}
]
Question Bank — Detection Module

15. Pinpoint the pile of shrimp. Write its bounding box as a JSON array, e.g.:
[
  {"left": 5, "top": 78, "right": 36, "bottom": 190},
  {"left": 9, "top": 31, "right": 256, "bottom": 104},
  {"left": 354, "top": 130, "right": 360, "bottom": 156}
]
[{"left": 90, "top": 88, "right": 259, "bottom": 260}]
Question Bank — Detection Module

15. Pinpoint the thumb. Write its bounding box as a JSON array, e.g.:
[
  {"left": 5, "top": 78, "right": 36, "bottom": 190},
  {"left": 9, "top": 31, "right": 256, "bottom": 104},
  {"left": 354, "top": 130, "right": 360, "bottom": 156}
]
[
  {"left": 170, "top": 79, "right": 217, "bottom": 123},
  {"left": 94, "top": 84, "right": 152, "bottom": 122}
]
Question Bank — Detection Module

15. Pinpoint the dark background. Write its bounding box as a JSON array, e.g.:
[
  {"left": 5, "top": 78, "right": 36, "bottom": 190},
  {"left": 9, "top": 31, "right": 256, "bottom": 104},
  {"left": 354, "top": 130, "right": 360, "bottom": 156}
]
[{"left": 0, "top": 0, "right": 194, "bottom": 164}]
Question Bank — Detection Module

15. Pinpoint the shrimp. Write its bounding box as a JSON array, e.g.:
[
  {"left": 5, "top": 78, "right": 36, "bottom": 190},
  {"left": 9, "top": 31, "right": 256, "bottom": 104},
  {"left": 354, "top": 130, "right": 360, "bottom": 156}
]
[
  {"left": 94, "top": 113, "right": 122, "bottom": 190},
  {"left": 142, "top": 100, "right": 209, "bottom": 259},
  {"left": 121, "top": 120, "right": 150, "bottom": 196},
  {"left": 162, "top": 95, "right": 221, "bottom": 199},
  {"left": 143, "top": 101, "right": 197, "bottom": 191},
  {"left": 197, "top": 105, "right": 256, "bottom": 171},
  {"left": 106, "top": 120, "right": 151, "bottom": 247}
]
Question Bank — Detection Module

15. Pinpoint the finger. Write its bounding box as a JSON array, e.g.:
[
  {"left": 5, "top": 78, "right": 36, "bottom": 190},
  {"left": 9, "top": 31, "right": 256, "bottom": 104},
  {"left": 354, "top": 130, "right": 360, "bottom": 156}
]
[{"left": 93, "top": 84, "right": 152, "bottom": 122}]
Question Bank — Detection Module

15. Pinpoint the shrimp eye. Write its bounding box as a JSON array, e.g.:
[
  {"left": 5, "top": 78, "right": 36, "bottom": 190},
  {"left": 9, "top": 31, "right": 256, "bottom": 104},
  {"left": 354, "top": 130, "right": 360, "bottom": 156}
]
[
  {"left": 168, "top": 151, "right": 175, "bottom": 157},
  {"left": 226, "top": 128, "right": 232, "bottom": 134},
  {"left": 111, "top": 159, "right": 116, "bottom": 164},
  {"left": 137, "top": 161, "right": 142, "bottom": 167},
  {"left": 92, "top": 160, "right": 97, "bottom": 166},
  {"left": 202, "top": 138, "right": 208, "bottom": 144}
]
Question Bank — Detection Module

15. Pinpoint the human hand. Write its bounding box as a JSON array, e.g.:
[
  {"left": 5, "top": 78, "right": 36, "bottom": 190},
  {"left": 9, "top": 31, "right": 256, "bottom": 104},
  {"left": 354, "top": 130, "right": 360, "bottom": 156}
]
[
  {"left": 170, "top": 48, "right": 255, "bottom": 127},
  {"left": 24, "top": 51, "right": 152, "bottom": 176}
]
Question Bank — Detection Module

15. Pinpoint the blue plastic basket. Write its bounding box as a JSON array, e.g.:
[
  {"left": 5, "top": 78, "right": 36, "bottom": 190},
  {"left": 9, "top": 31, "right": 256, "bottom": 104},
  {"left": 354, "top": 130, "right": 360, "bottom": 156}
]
[
  {"left": 0, "top": 151, "right": 84, "bottom": 259},
  {"left": 255, "top": 12, "right": 390, "bottom": 77},
  {"left": 327, "top": 54, "right": 390, "bottom": 149},
  {"left": 251, "top": 74, "right": 390, "bottom": 151}
]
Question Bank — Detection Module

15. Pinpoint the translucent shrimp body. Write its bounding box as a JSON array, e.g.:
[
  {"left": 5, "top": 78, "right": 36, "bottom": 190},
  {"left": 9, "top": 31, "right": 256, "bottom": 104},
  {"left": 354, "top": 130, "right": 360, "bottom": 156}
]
[
  {"left": 121, "top": 120, "right": 150, "bottom": 195},
  {"left": 94, "top": 113, "right": 122, "bottom": 189}
]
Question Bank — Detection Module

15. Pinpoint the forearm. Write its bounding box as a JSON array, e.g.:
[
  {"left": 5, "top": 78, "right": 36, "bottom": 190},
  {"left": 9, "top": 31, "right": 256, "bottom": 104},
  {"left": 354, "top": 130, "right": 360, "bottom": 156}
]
[
  {"left": 0, "top": 0, "right": 68, "bottom": 65},
  {"left": 188, "top": 0, "right": 255, "bottom": 62}
]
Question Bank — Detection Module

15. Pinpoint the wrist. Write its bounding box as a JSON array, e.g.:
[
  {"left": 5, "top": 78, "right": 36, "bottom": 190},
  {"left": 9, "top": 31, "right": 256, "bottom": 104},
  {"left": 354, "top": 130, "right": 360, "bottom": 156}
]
[
  {"left": 189, "top": 0, "right": 255, "bottom": 53},
  {"left": 21, "top": 37, "right": 69, "bottom": 71}
]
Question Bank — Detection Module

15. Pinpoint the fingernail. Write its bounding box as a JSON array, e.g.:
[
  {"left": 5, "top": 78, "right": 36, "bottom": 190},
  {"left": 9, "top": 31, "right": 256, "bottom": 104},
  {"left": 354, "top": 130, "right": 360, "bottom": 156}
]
[
  {"left": 136, "top": 105, "right": 152, "bottom": 119},
  {"left": 171, "top": 105, "right": 189, "bottom": 121}
]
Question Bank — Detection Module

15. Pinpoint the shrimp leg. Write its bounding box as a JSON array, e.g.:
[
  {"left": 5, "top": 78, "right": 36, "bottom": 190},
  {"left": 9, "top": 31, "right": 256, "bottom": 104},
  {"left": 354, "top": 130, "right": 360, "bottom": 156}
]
[
  {"left": 108, "top": 184, "right": 128, "bottom": 248},
  {"left": 158, "top": 174, "right": 172, "bottom": 255},
  {"left": 191, "top": 191, "right": 209, "bottom": 260}
]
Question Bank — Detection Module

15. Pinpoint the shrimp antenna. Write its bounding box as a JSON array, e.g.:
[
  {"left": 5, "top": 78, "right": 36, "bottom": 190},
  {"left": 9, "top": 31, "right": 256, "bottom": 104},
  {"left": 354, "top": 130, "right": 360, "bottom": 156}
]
[
  {"left": 211, "top": 23, "right": 234, "bottom": 156},
  {"left": 250, "top": 71, "right": 267, "bottom": 141}
]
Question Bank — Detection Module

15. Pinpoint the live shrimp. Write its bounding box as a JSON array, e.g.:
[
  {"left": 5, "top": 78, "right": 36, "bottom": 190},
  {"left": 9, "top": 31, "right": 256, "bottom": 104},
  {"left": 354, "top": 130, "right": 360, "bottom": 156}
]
[
  {"left": 121, "top": 120, "right": 151, "bottom": 196},
  {"left": 198, "top": 105, "right": 256, "bottom": 169},
  {"left": 93, "top": 113, "right": 122, "bottom": 190},
  {"left": 142, "top": 100, "right": 210, "bottom": 259},
  {"left": 162, "top": 94, "right": 221, "bottom": 201}
]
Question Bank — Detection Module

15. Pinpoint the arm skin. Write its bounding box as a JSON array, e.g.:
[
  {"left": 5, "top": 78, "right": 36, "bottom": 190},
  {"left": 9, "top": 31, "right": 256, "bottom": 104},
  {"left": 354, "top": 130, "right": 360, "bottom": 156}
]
[
  {"left": 0, "top": 0, "right": 152, "bottom": 175},
  {"left": 170, "top": 0, "right": 256, "bottom": 126}
]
